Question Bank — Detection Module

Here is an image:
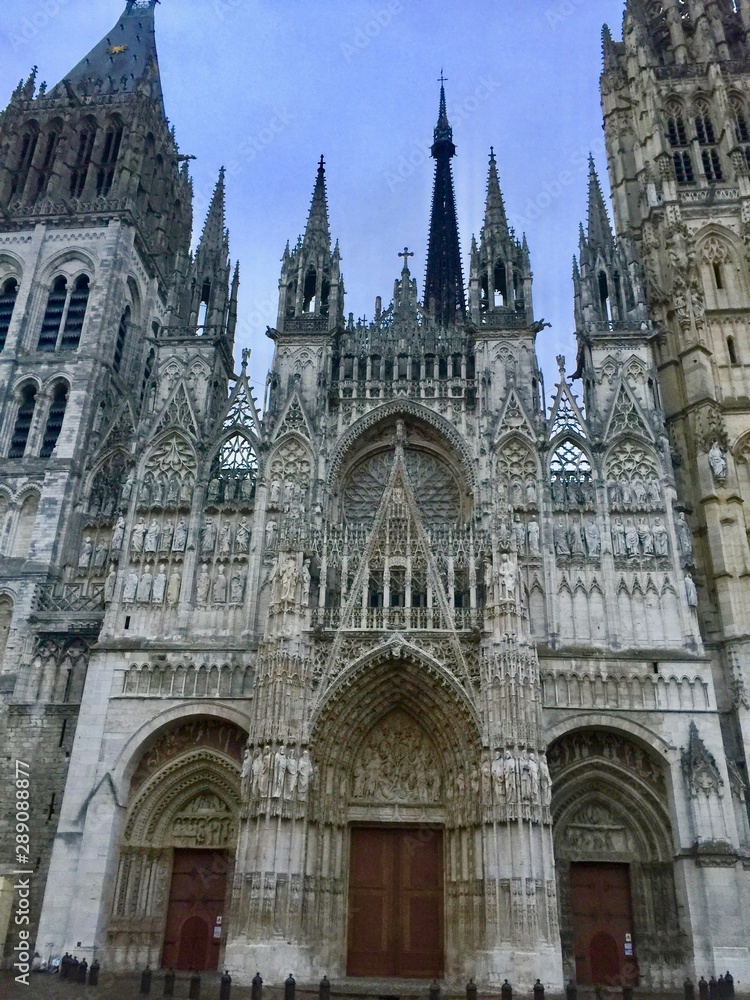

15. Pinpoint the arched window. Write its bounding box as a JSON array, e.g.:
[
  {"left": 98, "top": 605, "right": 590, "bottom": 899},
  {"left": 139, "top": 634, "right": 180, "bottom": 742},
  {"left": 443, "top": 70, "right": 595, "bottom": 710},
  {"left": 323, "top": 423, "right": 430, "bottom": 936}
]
[
  {"left": 728, "top": 336, "right": 739, "bottom": 365},
  {"left": 38, "top": 277, "right": 67, "bottom": 351},
  {"left": 694, "top": 102, "right": 723, "bottom": 181},
  {"left": 10, "top": 126, "right": 39, "bottom": 200},
  {"left": 666, "top": 104, "right": 695, "bottom": 184},
  {"left": 598, "top": 271, "right": 612, "bottom": 323},
  {"left": 9, "top": 384, "right": 37, "bottom": 458},
  {"left": 673, "top": 150, "right": 695, "bottom": 184},
  {"left": 40, "top": 382, "right": 69, "bottom": 458},
  {"left": 96, "top": 122, "right": 123, "bottom": 197},
  {"left": 0, "top": 278, "right": 19, "bottom": 352},
  {"left": 12, "top": 494, "right": 39, "bottom": 559},
  {"left": 209, "top": 434, "right": 258, "bottom": 506},
  {"left": 197, "top": 279, "right": 210, "bottom": 331},
  {"left": 550, "top": 439, "right": 593, "bottom": 509},
  {"left": 493, "top": 260, "right": 507, "bottom": 307},
  {"left": 34, "top": 126, "right": 61, "bottom": 200},
  {"left": 60, "top": 275, "right": 89, "bottom": 350},
  {"left": 0, "top": 595, "right": 12, "bottom": 667},
  {"left": 70, "top": 123, "right": 96, "bottom": 198},
  {"left": 303, "top": 267, "right": 317, "bottom": 313},
  {"left": 114, "top": 306, "right": 130, "bottom": 373},
  {"left": 140, "top": 347, "right": 155, "bottom": 408}
]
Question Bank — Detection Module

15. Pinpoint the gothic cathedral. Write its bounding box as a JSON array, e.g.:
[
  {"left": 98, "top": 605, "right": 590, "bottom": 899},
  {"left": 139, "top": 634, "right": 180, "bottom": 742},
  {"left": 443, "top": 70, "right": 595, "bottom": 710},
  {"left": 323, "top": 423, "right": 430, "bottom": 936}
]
[{"left": 0, "top": 0, "right": 749, "bottom": 992}]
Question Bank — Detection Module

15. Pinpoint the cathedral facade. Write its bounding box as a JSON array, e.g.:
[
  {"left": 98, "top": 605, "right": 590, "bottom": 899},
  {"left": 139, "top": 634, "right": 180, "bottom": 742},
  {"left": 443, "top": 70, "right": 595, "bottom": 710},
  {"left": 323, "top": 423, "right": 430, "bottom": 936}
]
[{"left": 0, "top": 0, "right": 749, "bottom": 991}]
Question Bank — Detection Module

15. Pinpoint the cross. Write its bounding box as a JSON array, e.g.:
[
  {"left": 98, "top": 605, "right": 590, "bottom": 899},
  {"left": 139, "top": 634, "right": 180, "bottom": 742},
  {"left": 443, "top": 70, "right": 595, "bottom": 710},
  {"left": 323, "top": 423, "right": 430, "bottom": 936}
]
[
  {"left": 318, "top": 154, "right": 325, "bottom": 171},
  {"left": 438, "top": 69, "right": 448, "bottom": 87},
  {"left": 398, "top": 247, "right": 414, "bottom": 268}
]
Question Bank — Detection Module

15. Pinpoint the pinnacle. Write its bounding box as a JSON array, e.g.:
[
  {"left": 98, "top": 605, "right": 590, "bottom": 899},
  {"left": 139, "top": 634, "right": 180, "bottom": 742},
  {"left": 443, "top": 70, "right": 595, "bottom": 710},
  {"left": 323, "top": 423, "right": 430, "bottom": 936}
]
[
  {"left": 483, "top": 146, "right": 509, "bottom": 241},
  {"left": 197, "top": 167, "right": 229, "bottom": 261},
  {"left": 586, "top": 154, "right": 613, "bottom": 250},
  {"left": 302, "top": 155, "right": 331, "bottom": 251}
]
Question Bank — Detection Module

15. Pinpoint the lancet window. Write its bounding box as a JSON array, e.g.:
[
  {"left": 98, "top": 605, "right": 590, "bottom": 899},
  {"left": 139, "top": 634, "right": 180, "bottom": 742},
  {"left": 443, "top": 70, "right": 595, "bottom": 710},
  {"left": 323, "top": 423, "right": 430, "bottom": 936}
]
[
  {"left": 0, "top": 278, "right": 19, "bottom": 352},
  {"left": 96, "top": 121, "right": 123, "bottom": 197},
  {"left": 10, "top": 125, "right": 39, "bottom": 200},
  {"left": 694, "top": 101, "right": 723, "bottom": 182},
  {"left": 9, "top": 383, "right": 37, "bottom": 459},
  {"left": 38, "top": 275, "right": 90, "bottom": 352},
  {"left": 207, "top": 435, "right": 258, "bottom": 508},
  {"left": 70, "top": 121, "right": 97, "bottom": 198},
  {"left": 40, "top": 381, "right": 69, "bottom": 458},
  {"left": 549, "top": 439, "right": 594, "bottom": 511},
  {"left": 666, "top": 102, "right": 694, "bottom": 184}
]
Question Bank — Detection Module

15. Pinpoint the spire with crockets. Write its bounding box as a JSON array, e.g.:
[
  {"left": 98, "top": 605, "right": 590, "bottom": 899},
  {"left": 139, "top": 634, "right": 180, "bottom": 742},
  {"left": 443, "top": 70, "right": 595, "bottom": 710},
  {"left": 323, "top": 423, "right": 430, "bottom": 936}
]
[{"left": 424, "top": 75, "right": 466, "bottom": 328}]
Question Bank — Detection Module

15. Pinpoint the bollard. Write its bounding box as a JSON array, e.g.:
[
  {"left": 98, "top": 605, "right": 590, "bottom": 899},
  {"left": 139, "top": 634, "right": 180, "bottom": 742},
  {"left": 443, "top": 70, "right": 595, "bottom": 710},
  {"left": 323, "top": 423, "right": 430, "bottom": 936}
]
[
  {"left": 699, "top": 977, "right": 709, "bottom": 1000},
  {"left": 622, "top": 986, "right": 633, "bottom": 1000},
  {"left": 533, "top": 981, "right": 545, "bottom": 999},
  {"left": 501, "top": 981, "right": 512, "bottom": 1000},
  {"left": 430, "top": 980, "right": 441, "bottom": 1000},
  {"left": 251, "top": 972, "right": 263, "bottom": 1000},
  {"left": 189, "top": 973, "right": 202, "bottom": 1000},
  {"left": 319, "top": 975, "right": 330, "bottom": 1000},
  {"left": 725, "top": 972, "right": 735, "bottom": 999},
  {"left": 78, "top": 959, "right": 88, "bottom": 984},
  {"left": 220, "top": 970, "right": 232, "bottom": 1000},
  {"left": 285, "top": 974, "right": 296, "bottom": 1000},
  {"left": 466, "top": 979, "right": 478, "bottom": 1000},
  {"left": 566, "top": 982, "right": 578, "bottom": 1000},
  {"left": 685, "top": 978, "right": 695, "bottom": 1000},
  {"left": 89, "top": 960, "right": 100, "bottom": 986},
  {"left": 164, "top": 970, "right": 175, "bottom": 997},
  {"left": 141, "top": 966, "right": 153, "bottom": 995}
]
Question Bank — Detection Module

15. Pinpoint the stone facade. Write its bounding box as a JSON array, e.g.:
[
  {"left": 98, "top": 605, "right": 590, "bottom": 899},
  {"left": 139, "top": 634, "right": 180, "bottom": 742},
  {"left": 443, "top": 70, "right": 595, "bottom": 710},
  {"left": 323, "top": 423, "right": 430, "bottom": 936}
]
[{"left": 0, "top": 0, "right": 748, "bottom": 993}]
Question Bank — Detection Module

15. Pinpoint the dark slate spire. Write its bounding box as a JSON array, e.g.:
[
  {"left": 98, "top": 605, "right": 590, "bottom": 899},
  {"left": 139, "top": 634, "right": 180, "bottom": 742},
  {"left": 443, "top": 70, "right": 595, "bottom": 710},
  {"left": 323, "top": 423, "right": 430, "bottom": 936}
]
[
  {"left": 586, "top": 155, "right": 613, "bottom": 251},
  {"left": 424, "top": 77, "right": 466, "bottom": 327},
  {"left": 48, "top": 1, "right": 164, "bottom": 113},
  {"left": 302, "top": 155, "right": 331, "bottom": 254}
]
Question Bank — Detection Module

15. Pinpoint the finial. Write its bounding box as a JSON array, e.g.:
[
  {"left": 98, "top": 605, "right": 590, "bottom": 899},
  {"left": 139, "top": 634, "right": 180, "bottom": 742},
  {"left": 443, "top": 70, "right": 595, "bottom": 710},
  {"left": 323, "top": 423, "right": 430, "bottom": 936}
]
[
  {"left": 318, "top": 154, "right": 325, "bottom": 173},
  {"left": 489, "top": 146, "right": 496, "bottom": 164},
  {"left": 556, "top": 354, "right": 567, "bottom": 377},
  {"left": 241, "top": 348, "right": 251, "bottom": 372},
  {"left": 398, "top": 246, "right": 414, "bottom": 271}
]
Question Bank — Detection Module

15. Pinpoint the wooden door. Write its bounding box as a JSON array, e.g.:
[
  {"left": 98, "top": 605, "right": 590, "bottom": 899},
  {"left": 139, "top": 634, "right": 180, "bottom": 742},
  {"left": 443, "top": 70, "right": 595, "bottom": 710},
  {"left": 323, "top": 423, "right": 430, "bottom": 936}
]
[
  {"left": 570, "top": 862, "right": 638, "bottom": 988},
  {"left": 347, "top": 827, "right": 443, "bottom": 978},
  {"left": 162, "top": 849, "right": 228, "bottom": 971}
]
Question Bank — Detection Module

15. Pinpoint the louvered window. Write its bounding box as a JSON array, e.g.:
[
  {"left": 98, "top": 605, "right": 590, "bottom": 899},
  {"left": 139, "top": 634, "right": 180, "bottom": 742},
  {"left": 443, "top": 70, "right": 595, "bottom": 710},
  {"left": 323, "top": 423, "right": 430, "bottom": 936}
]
[
  {"left": 695, "top": 105, "right": 723, "bottom": 182},
  {"left": 10, "top": 130, "right": 38, "bottom": 200},
  {"left": 673, "top": 150, "right": 695, "bottom": 184},
  {"left": 0, "top": 278, "right": 19, "bottom": 353},
  {"left": 60, "top": 276, "right": 89, "bottom": 350},
  {"left": 38, "top": 277, "right": 68, "bottom": 351},
  {"left": 96, "top": 126, "right": 123, "bottom": 197},
  {"left": 9, "top": 385, "right": 37, "bottom": 459},
  {"left": 701, "top": 147, "right": 723, "bottom": 182},
  {"left": 40, "top": 383, "right": 68, "bottom": 458},
  {"left": 113, "top": 306, "right": 130, "bottom": 373},
  {"left": 34, "top": 130, "right": 60, "bottom": 199},
  {"left": 69, "top": 128, "right": 96, "bottom": 198}
]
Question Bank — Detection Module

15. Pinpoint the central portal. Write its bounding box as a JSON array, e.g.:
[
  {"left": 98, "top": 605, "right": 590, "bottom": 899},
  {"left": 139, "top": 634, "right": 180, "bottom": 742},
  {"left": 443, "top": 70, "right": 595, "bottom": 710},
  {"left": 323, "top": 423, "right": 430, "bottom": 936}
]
[{"left": 347, "top": 826, "right": 444, "bottom": 978}]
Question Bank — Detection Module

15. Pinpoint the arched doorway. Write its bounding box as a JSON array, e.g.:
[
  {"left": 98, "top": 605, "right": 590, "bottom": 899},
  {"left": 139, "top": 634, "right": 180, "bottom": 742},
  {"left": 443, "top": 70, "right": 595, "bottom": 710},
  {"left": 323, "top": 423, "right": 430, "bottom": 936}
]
[
  {"left": 549, "top": 729, "right": 685, "bottom": 990},
  {"left": 108, "top": 717, "right": 245, "bottom": 970}
]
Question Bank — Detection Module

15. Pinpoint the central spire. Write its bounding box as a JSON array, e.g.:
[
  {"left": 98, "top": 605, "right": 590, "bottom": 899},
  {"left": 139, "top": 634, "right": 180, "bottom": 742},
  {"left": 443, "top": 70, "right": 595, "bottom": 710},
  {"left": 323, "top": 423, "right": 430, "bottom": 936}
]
[{"left": 424, "top": 75, "right": 466, "bottom": 328}]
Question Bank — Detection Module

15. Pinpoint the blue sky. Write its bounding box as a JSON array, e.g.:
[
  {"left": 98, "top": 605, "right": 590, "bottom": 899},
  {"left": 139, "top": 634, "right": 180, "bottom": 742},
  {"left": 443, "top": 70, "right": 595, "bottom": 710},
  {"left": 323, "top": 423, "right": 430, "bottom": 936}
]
[{"left": 1, "top": 0, "right": 627, "bottom": 404}]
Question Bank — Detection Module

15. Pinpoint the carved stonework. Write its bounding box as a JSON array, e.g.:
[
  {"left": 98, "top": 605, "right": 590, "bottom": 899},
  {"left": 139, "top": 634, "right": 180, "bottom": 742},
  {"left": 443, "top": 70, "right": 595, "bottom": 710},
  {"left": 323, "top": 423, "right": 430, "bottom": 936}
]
[
  {"left": 351, "top": 712, "right": 442, "bottom": 804},
  {"left": 563, "top": 802, "right": 632, "bottom": 853},
  {"left": 172, "top": 792, "right": 236, "bottom": 847},
  {"left": 548, "top": 730, "right": 666, "bottom": 794},
  {"left": 131, "top": 719, "right": 246, "bottom": 790},
  {"left": 681, "top": 722, "right": 724, "bottom": 798}
]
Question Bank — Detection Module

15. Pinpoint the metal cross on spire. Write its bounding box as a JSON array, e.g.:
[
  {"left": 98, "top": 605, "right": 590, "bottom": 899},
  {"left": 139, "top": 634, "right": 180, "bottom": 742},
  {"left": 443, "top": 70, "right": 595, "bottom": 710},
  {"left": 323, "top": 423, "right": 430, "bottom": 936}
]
[{"left": 398, "top": 247, "right": 414, "bottom": 269}]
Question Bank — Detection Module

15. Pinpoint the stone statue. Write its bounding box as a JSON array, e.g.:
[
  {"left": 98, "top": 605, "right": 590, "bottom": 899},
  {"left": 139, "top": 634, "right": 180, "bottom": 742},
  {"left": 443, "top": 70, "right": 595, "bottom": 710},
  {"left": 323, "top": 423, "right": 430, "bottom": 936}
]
[
  {"left": 647, "top": 478, "right": 661, "bottom": 505},
  {"left": 708, "top": 441, "right": 727, "bottom": 483},
  {"left": 201, "top": 518, "right": 216, "bottom": 554},
  {"left": 504, "top": 750, "right": 517, "bottom": 802},
  {"left": 513, "top": 514, "right": 526, "bottom": 552},
  {"left": 685, "top": 572, "right": 698, "bottom": 608},
  {"left": 272, "top": 745, "right": 287, "bottom": 797},
  {"left": 491, "top": 750, "right": 505, "bottom": 800},
  {"left": 527, "top": 520, "right": 541, "bottom": 556},
  {"left": 612, "top": 517, "right": 626, "bottom": 557},
  {"left": 230, "top": 569, "right": 246, "bottom": 603},
  {"left": 235, "top": 516, "right": 251, "bottom": 553},
  {"left": 624, "top": 518, "right": 639, "bottom": 558},
  {"left": 120, "top": 468, "right": 135, "bottom": 504},
  {"left": 632, "top": 478, "right": 647, "bottom": 507},
  {"left": 298, "top": 750, "right": 313, "bottom": 799},
  {"left": 265, "top": 518, "right": 278, "bottom": 551},
  {"left": 167, "top": 571, "right": 181, "bottom": 605},
  {"left": 150, "top": 564, "right": 166, "bottom": 604},
  {"left": 498, "top": 554, "right": 516, "bottom": 599},
  {"left": 131, "top": 518, "right": 146, "bottom": 554},
  {"left": 136, "top": 566, "right": 153, "bottom": 603},
  {"left": 676, "top": 513, "right": 693, "bottom": 560},
  {"left": 166, "top": 476, "right": 180, "bottom": 506},
  {"left": 218, "top": 522, "right": 233, "bottom": 556},
  {"left": 570, "top": 519, "right": 585, "bottom": 556},
  {"left": 652, "top": 517, "right": 669, "bottom": 557},
  {"left": 250, "top": 749, "right": 263, "bottom": 796},
  {"left": 93, "top": 540, "right": 108, "bottom": 569},
  {"left": 196, "top": 564, "right": 210, "bottom": 604},
  {"left": 284, "top": 749, "right": 298, "bottom": 799},
  {"left": 584, "top": 518, "right": 600, "bottom": 558},
  {"left": 301, "top": 558, "right": 312, "bottom": 606},
  {"left": 160, "top": 520, "right": 174, "bottom": 551},
  {"left": 554, "top": 520, "right": 571, "bottom": 557},
  {"left": 104, "top": 565, "right": 117, "bottom": 603},
  {"left": 483, "top": 562, "right": 494, "bottom": 604},
  {"left": 78, "top": 536, "right": 93, "bottom": 569},
  {"left": 123, "top": 570, "right": 138, "bottom": 603},
  {"left": 637, "top": 517, "right": 654, "bottom": 556},
  {"left": 145, "top": 519, "right": 160, "bottom": 553},
  {"left": 207, "top": 478, "right": 222, "bottom": 504},
  {"left": 112, "top": 516, "right": 126, "bottom": 550},
  {"left": 526, "top": 479, "right": 537, "bottom": 506},
  {"left": 621, "top": 479, "right": 633, "bottom": 507},
  {"left": 258, "top": 745, "right": 272, "bottom": 797},
  {"left": 173, "top": 518, "right": 188, "bottom": 551},
  {"left": 269, "top": 480, "right": 282, "bottom": 506},
  {"left": 281, "top": 557, "right": 299, "bottom": 603},
  {"left": 241, "top": 747, "right": 252, "bottom": 798},
  {"left": 213, "top": 566, "right": 227, "bottom": 603}
]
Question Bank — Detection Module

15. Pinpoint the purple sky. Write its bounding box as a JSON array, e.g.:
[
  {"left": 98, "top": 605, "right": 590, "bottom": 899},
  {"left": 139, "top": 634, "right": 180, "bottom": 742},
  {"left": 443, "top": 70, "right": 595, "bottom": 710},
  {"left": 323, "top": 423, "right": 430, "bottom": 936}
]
[{"left": 1, "top": 0, "right": 627, "bottom": 405}]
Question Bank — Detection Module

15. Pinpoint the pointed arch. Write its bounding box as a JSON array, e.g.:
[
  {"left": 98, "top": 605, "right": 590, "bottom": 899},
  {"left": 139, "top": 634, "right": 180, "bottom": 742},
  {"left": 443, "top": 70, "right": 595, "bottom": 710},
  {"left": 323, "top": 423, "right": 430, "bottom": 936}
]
[
  {"left": 549, "top": 437, "right": 595, "bottom": 511},
  {"left": 206, "top": 429, "right": 259, "bottom": 508}
]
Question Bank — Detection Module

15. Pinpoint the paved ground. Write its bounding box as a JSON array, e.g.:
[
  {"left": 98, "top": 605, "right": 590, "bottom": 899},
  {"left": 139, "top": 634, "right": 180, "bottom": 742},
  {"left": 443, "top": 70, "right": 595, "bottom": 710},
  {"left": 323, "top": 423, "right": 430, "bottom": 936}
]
[{"left": 2, "top": 972, "right": 748, "bottom": 1000}]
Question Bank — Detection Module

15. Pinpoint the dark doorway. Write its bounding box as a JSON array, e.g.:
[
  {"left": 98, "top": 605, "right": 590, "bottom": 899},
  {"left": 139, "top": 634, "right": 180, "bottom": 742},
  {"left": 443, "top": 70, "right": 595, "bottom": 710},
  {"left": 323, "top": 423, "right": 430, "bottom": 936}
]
[
  {"left": 570, "top": 862, "right": 639, "bottom": 988},
  {"left": 162, "top": 849, "right": 228, "bottom": 971},
  {"left": 347, "top": 826, "right": 444, "bottom": 978}
]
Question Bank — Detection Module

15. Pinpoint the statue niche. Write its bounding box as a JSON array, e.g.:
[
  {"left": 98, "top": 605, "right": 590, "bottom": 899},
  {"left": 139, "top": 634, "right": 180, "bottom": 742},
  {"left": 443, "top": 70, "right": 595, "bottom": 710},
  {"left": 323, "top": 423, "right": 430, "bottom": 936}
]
[{"left": 350, "top": 711, "right": 442, "bottom": 805}]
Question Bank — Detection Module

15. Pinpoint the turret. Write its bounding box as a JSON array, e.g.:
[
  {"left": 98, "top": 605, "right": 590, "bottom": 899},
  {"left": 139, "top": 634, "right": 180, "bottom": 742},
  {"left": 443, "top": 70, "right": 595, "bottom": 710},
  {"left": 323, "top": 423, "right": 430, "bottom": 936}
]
[{"left": 179, "top": 167, "right": 232, "bottom": 335}]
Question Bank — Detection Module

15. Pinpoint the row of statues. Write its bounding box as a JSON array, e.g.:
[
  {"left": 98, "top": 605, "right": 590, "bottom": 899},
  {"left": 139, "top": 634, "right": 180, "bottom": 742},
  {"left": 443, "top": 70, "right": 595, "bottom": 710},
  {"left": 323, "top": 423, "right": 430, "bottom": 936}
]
[
  {"left": 611, "top": 516, "right": 670, "bottom": 559},
  {"left": 206, "top": 474, "right": 256, "bottom": 507},
  {"left": 242, "top": 744, "right": 313, "bottom": 801},
  {"left": 122, "top": 565, "right": 182, "bottom": 605},
  {"left": 553, "top": 518, "right": 603, "bottom": 559},
  {"left": 196, "top": 564, "right": 247, "bottom": 605},
  {"left": 607, "top": 477, "right": 663, "bottom": 510}
]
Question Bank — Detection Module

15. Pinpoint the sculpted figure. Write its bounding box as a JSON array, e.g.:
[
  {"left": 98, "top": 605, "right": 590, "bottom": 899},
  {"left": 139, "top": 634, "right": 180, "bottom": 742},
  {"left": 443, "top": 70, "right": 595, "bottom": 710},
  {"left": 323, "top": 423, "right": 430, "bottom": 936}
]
[
  {"left": 201, "top": 518, "right": 216, "bottom": 554},
  {"left": 570, "top": 519, "right": 585, "bottom": 556},
  {"left": 685, "top": 572, "right": 698, "bottom": 608},
  {"left": 281, "top": 556, "right": 299, "bottom": 603},
  {"left": 131, "top": 518, "right": 146, "bottom": 554},
  {"left": 269, "top": 480, "right": 282, "bottom": 506},
  {"left": 145, "top": 519, "right": 160, "bottom": 553},
  {"left": 301, "top": 558, "right": 312, "bottom": 606},
  {"left": 676, "top": 513, "right": 693, "bottom": 560},
  {"left": 526, "top": 479, "right": 537, "bottom": 506},
  {"left": 584, "top": 518, "right": 600, "bottom": 557},
  {"left": 498, "top": 554, "right": 515, "bottom": 599},
  {"left": 196, "top": 564, "right": 210, "bottom": 604},
  {"left": 632, "top": 478, "right": 647, "bottom": 507},
  {"left": 285, "top": 749, "right": 298, "bottom": 799},
  {"left": 647, "top": 478, "right": 661, "bottom": 505},
  {"left": 167, "top": 571, "right": 181, "bottom": 605},
  {"left": 112, "top": 516, "right": 126, "bottom": 550},
  {"left": 230, "top": 569, "right": 246, "bottom": 603},
  {"left": 265, "top": 519, "right": 278, "bottom": 551},
  {"left": 78, "top": 536, "right": 93, "bottom": 569},
  {"left": 272, "top": 745, "right": 287, "bottom": 797},
  {"left": 637, "top": 517, "right": 654, "bottom": 556},
  {"left": 120, "top": 468, "right": 135, "bottom": 503},
  {"left": 123, "top": 570, "right": 138, "bottom": 603},
  {"left": 624, "top": 518, "right": 639, "bottom": 558},
  {"left": 219, "top": 522, "right": 233, "bottom": 556},
  {"left": 93, "top": 540, "right": 108, "bottom": 569},
  {"left": 136, "top": 566, "right": 153, "bottom": 603},
  {"left": 241, "top": 747, "right": 252, "bottom": 798},
  {"left": 258, "top": 745, "right": 272, "bottom": 796},
  {"left": 513, "top": 514, "right": 526, "bottom": 552},
  {"left": 554, "top": 520, "right": 571, "bottom": 557},
  {"left": 527, "top": 520, "right": 540, "bottom": 556},
  {"left": 152, "top": 564, "right": 167, "bottom": 604},
  {"left": 104, "top": 565, "right": 117, "bottom": 603},
  {"left": 251, "top": 749, "right": 263, "bottom": 796},
  {"left": 621, "top": 479, "right": 633, "bottom": 506},
  {"left": 160, "top": 520, "right": 174, "bottom": 552},
  {"left": 213, "top": 566, "right": 227, "bottom": 603},
  {"left": 207, "top": 478, "right": 222, "bottom": 504},
  {"left": 491, "top": 750, "right": 505, "bottom": 800},
  {"left": 166, "top": 477, "right": 180, "bottom": 506},
  {"left": 652, "top": 517, "right": 669, "bottom": 557},
  {"left": 297, "top": 750, "right": 313, "bottom": 799},
  {"left": 612, "top": 517, "right": 626, "bottom": 557},
  {"left": 235, "top": 516, "right": 251, "bottom": 553},
  {"left": 173, "top": 518, "right": 188, "bottom": 551},
  {"left": 504, "top": 750, "right": 517, "bottom": 802},
  {"left": 708, "top": 441, "right": 727, "bottom": 482},
  {"left": 483, "top": 562, "right": 494, "bottom": 604}
]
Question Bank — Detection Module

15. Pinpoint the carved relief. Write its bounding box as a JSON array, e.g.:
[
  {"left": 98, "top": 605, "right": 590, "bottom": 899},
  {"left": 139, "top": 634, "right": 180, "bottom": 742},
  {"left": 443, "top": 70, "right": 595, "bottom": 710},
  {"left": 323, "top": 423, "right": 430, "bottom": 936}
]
[{"left": 350, "top": 712, "right": 442, "bottom": 804}]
